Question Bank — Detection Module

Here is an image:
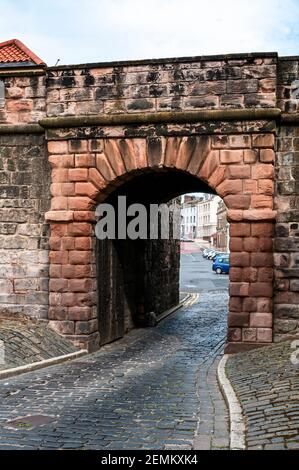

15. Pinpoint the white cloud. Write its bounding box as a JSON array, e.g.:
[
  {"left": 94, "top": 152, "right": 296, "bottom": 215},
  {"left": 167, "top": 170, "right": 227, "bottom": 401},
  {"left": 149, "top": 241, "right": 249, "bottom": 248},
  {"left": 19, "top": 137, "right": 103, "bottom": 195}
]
[{"left": 0, "top": 0, "right": 299, "bottom": 65}]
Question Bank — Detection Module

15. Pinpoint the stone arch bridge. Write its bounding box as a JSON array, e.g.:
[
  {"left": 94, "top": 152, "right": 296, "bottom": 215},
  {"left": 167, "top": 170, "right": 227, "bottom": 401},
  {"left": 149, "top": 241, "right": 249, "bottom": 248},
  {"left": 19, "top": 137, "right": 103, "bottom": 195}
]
[{"left": 0, "top": 46, "right": 298, "bottom": 353}]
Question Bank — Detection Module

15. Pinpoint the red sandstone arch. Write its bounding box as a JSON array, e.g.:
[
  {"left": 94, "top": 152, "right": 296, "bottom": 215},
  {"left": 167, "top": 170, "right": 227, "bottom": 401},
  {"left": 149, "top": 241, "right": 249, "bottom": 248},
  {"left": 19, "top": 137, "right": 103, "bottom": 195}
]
[{"left": 45, "top": 133, "right": 276, "bottom": 352}]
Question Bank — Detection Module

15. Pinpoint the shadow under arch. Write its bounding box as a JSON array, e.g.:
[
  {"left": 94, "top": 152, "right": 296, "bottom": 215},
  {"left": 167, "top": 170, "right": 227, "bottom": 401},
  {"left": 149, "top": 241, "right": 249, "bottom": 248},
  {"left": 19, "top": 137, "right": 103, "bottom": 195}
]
[{"left": 102, "top": 168, "right": 216, "bottom": 205}]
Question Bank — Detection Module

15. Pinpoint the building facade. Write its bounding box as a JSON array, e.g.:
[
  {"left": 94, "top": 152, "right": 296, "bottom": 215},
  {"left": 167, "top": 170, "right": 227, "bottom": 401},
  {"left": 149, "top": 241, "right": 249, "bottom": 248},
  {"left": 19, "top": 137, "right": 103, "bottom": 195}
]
[
  {"left": 217, "top": 200, "right": 229, "bottom": 252},
  {"left": 181, "top": 194, "right": 220, "bottom": 243},
  {"left": 197, "top": 195, "right": 221, "bottom": 242},
  {"left": 181, "top": 196, "right": 198, "bottom": 239}
]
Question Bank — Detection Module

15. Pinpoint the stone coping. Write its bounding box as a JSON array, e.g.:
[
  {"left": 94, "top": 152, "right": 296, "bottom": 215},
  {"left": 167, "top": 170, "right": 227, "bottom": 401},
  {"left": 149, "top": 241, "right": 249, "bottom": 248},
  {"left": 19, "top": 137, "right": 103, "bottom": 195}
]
[
  {"left": 39, "top": 109, "right": 282, "bottom": 129},
  {"left": 0, "top": 350, "right": 88, "bottom": 380},
  {"left": 0, "top": 68, "right": 45, "bottom": 77},
  {"left": 47, "top": 52, "right": 278, "bottom": 72},
  {"left": 1, "top": 110, "right": 299, "bottom": 135},
  {"left": 0, "top": 124, "right": 44, "bottom": 134}
]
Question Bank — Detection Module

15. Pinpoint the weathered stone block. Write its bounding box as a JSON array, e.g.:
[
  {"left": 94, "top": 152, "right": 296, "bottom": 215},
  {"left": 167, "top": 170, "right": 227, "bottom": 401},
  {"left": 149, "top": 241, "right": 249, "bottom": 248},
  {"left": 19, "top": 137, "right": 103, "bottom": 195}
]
[
  {"left": 252, "top": 134, "right": 275, "bottom": 149},
  {"left": 249, "top": 282, "right": 273, "bottom": 297},
  {"left": 252, "top": 163, "right": 275, "bottom": 180},
  {"left": 224, "top": 194, "right": 251, "bottom": 209},
  {"left": 75, "top": 320, "right": 98, "bottom": 335},
  {"left": 14, "top": 278, "right": 38, "bottom": 292},
  {"left": 67, "top": 223, "right": 92, "bottom": 237},
  {"left": 243, "top": 297, "right": 257, "bottom": 312},
  {"left": 226, "top": 165, "right": 251, "bottom": 179},
  {"left": 68, "top": 250, "right": 92, "bottom": 265},
  {"left": 228, "top": 312, "right": 250, "bottom": 327},
  {"left": 67, "top": 306, "right": 92, "bottom": 321},
  {"left": 229, "top": 296, "right": 243, "bottom": 312},
  {"left": 227, "top": 79, "right": 258, "bottom": 94},
  {"left": 220, "top": 150, "right": 243, "bottom": 164},
  {"left": 228, "top": 327, "right": 242, "bottom": 342},
  {"left": 48, "top": 141, "right": 68, "bottom": 154},
  {"left": 0, "top": 279, "right": 13, "bottom": 294},
  {"left": 258, "top": 267, "right": 273, "bottom": 281},
  {"left": 230, "top": 282, "right": 249, "bottom": 297},
  {"left": 242, "top": 267, "right": 258, "bottom": 283},
  {"left": 250, "top": 312, "right": 273, "bottom": 328},
  {"left": 256, "top": 328, "right": 272, "bottom": 342},
  {"left": 251, "top": 222, "right": 274, "bottom": 237},
  {"left": 49, "top": 320, "right": 75, "bottom": 335},
  {"left": 220, "top": 94, "right": 244, "bottom": 108},
  {"left": 274, "top": 304, "right": 299, "bottom": 319},
  {"left": 230, "top": 223, "right": 251, "bottom": 237},
  {"left": 260, "top": 149, "right": 275, "bottom": 163},
  {"left": 216, "top": 179, "right": 243, "bottom": 197},
  {"left": 243, "top": 328, "right": 257, "bottom": 342},
  {"left": 230, "top": 252, "right": 250, "bottom": 267},
  {"left": 251, "top": 195, "right": 273, "bottom": 209}
]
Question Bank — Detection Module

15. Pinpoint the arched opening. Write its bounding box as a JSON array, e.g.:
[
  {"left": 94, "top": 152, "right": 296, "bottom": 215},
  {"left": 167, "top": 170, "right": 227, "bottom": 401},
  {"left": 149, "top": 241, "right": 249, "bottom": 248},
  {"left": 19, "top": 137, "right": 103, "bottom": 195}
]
[
  {"left": 47, "top": 133, "right": 276, "bottom": 353},
  {"left": 95, "top": 169, "right": 227, "bottom": 346}
]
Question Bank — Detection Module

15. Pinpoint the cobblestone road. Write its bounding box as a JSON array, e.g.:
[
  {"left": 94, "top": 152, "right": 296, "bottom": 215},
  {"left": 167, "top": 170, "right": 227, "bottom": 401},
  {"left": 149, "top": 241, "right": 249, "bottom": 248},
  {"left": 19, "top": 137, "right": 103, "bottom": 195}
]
[
  {"left": 226, "top": 341, "right": 299, "bottom": 450},
  {"left": 0, "top": 290, "right": 229, "bottom": 450}
]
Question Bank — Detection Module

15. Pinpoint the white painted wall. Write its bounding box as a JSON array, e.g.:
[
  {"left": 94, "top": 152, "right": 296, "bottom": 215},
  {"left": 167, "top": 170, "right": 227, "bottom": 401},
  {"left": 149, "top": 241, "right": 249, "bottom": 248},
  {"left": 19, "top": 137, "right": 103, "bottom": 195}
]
[{"left": 196, "top": 195, "right": 221, "bottom": 240}]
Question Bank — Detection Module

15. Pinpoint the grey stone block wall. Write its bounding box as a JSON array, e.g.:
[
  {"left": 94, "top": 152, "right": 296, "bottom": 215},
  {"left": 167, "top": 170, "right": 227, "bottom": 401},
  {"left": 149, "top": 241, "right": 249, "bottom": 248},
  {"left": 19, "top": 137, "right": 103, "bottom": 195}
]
[
  {"left": 0, "top": 133, "right": 50, "bottom": 319},
  {"left": 275, "top": 124, "right": 299, "bottom": 341},
  {"left": 0, "top": 75, "right": 46, "bottom": 124},
  {"left": 46, "top": 55, "right": 277, "bottom": 117},
  {"left": 274, "top": 58, "right": 299, "bottom": 341}
]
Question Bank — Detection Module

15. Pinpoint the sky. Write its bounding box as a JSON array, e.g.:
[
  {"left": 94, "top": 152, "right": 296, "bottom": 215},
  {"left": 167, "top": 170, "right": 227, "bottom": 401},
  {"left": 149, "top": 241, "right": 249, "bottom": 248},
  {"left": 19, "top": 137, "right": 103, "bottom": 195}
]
[{"left": 1, "top": 0, "right": 299, "bottom": 66}]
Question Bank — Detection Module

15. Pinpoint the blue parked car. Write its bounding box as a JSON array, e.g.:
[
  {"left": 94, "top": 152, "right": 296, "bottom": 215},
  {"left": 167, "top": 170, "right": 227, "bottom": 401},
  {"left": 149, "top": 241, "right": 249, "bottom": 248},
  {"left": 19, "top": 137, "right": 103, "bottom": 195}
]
[{"left": 212, "top": 254, "right": 230, "bottom": 274}]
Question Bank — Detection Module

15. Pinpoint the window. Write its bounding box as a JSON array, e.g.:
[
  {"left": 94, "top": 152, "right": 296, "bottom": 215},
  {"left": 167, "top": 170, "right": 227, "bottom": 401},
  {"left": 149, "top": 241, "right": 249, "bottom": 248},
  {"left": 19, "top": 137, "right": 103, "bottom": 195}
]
[{"left": 0, "top": 80, "right": 4, "bottom": 107}]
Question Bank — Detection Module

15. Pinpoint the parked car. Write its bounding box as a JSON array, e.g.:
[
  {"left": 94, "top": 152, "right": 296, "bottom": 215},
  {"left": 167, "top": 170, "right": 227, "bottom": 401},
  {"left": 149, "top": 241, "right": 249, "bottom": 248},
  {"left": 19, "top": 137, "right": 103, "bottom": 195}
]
[
  {"left": 203, "top": 250, "right": 212, "bottom": 258},
  {"left": 180, "top": 237, "right": 194, "bottom": 242},
  {"left": 210, "top": 251, "right": 223, "bottom": 260},
  {"left": 212, "top": 255, "right": 230, "bottom": 274},
  {"left": 213, "top": 251, "right": 229, "bottom": 261},
  {"left": 207, "top": 250, "right": 217, "bottom": 259},
  {"left": 217, "top": 252, "right": 230, "bottom": 258}
]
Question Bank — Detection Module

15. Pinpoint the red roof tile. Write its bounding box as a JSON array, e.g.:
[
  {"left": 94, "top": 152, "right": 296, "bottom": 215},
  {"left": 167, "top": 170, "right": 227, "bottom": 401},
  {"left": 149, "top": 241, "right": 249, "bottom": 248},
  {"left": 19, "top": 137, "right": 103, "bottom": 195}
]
[{"left": 0, "top": 39, "right": 45, "bottom": 66}]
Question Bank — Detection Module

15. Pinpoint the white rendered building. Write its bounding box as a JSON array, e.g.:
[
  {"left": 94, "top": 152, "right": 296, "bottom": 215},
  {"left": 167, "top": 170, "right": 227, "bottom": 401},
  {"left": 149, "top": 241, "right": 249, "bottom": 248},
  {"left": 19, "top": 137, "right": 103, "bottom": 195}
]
[
  {"left": 196, "top": 195, "right": 221, "bottom": 242},
  {"left": 181, "top": 196, "right": 198, "bottom": 239}
]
